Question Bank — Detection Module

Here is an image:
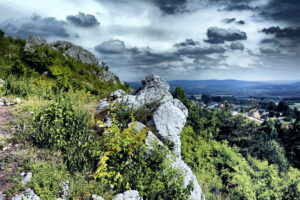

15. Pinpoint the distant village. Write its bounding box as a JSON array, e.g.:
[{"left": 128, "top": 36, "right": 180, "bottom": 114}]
[{"left": 193, "top": 94, "right": 299, "bottom": 128}]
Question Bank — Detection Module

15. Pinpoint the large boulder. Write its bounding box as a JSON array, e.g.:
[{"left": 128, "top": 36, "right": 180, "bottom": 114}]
[
  {"left": 114, "top": 190, "right": 142, "bottom": 200},
  {"left": 116, "top": 74, "right": 173, "bottom": 109}
]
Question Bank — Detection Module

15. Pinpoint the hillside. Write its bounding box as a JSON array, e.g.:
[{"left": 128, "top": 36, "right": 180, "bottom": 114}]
[{"left": 0, "top": 32, "right": 299, "bottom": 200}]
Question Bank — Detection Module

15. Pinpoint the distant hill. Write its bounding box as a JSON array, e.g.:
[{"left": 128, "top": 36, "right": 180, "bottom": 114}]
[
  {"left": 127, "top": 79, "right": 300, "bottom": 97},
  {"left": 290, "top": 82, "right": 300, "bottom": 87}
]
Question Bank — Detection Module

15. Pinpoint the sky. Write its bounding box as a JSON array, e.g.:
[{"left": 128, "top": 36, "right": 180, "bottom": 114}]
[{"left": 0, "top": 0, "right": 300, "bottom": 81}]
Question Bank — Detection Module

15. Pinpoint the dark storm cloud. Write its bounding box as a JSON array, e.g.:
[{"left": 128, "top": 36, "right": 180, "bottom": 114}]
[
  {"left": 229, "top": 42, "right": 244, "bottom": 50},
  {"left": 261, "top": 26, "right": 300, "bottom": 39},
  {"left": 152, "top": 0, "right": 187, "bottom": 14},
  {"left": 261, "top": 0, "right": 300, "bottom": 23},
  {"left": 95, "top": 39, "right": 126, "bottom": 54},
  {"left": 174, "top": 39, "right": 199, "bottom": 47},
  {"left": 0, "top": 15, "right": 69, "bottom": 39},
  {"left": 236, "top": 20, "right": 245, "bottom": 25},
  {"left": 205, "top": 27, "right": 247, "bottom": 44},
  {"left": 66, "top": 12, "right": 100, "bottom": 27},
  {"left": 223, "top": 18, "right": 245, "bottom": 25}
]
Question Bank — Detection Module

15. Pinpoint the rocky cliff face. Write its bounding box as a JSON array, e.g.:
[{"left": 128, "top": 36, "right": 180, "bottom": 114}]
[{"left": 112, "top": 74, "right": 205, "bottom": 200}]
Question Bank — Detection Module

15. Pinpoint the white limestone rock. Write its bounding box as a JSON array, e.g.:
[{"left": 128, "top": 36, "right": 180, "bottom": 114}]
[
  {"left": 153, "top": 99, "right": 188, "bottom": 156},
  {"left": 91, "top": 194, "right": 105, "bottom": 200},
  {"left": 12, "top": 189, "right": 40, "bottom": 200},
  {"left": 116, "top": 74, "right": 173, "bottom": 109},
  {"left": 114, "top": 190, "right": 142, "bottom": 200}
]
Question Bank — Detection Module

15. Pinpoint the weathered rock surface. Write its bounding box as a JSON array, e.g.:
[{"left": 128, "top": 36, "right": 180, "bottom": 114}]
[
  {"left": 98, "top": 99, "right": 110, "bottom": 111},
  {"left": 12, "top": 189, "right": 40, "bottom": 200},
  {"left": 116, "top": 74, "right": 172, "bottom": 109},
  {"left": 172, "top": 158, "right": 205, "bottom": 200},
  {"left": 27, "top": 35, "right": 47, "bottom": 46},
  {"left": 20, "top": 172, "right": 32, "bottom": 185},
  {"left": 0, "top": 191, "right": 6, "bottom": 200},
  {"left": 50, "top": 41, "right": 98, "bottom": 65},
  {"left": 114, "top": 190, "right": 142, "bottom": 200},
  {"left": 128, "top": 122, "right": 163, "bottom": 147},
  {"left": 153, "top": 99, "right": 188, "bottom": 155},
  {"left": 113, "top": 74, "right": 204, "bottom": 200},
  {"left": 111, "top": 89, "right": 126, "bottom": 99}
]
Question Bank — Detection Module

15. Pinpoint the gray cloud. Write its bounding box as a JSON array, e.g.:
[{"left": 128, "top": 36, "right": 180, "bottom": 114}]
[
  {"left": 66, "top": 12, "right": 100, "bottom": 27},
  {"left": 230, "top": 42, "right": 244, "bottom": 50},
  {"left": 0, "top": 15, "right": 69, "bottom": 39},
  {"left": 223, "top": 18, "right": 236, "bottom": 24},
  {"left": 174, "top": 39, "right": 199, "bottom": 47},
  {"left": 95, "top": 39, "right": 126, "bottom": 54},
  {"left": 177, "top": 45, "right": 226, "bottom": 56},
  {"left": 260, "top": 46, "right": 281, "bottom": 54},
  {"left": 205, "top": 27, "right": 247, "bottom": 44},
  {"left": 128, "top": 47, "right": 181, "bottom": 65}
]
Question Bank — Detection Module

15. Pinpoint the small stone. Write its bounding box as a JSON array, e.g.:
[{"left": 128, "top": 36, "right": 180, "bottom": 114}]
[
  {"left": 91, "top": 194, "right": 105, "bottom": 200},
  {"left": 14, "top": 98, "right": 22, "bottom": 104},
  {"left": 0, "top": 191, "right": 7, "bottom": 200},
  {"left": 20, "top": 172, "right": 32, "bottom": 185},
  {"left": 97, "top": 99, "right": 109, "bottom": 111},
  {"left": 60, "top": 181, "right": 69, "bottom": 200},
  {"left": 12, "top": 188, "right": 40, "bottom": 200}
]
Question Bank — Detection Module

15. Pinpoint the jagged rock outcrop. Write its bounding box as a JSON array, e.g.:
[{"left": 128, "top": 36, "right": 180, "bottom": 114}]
[
  {"left": 114, "top": 190, "right": 143, "bottom": 200},
  {"left": 116, "top": 74, "right": 172, "bottom": 109},
  {"left": 50, "top": 41, "right": 98, "bottom": 65},
  {"left": 112, "top": 74, "right": 204, "bottom": 200},
  {"left": 12, "top": 189, "right": 40, "bottom": 200}
]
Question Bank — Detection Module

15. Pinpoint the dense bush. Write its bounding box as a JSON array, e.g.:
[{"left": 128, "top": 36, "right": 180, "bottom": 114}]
[{"left": 32, "top": 96, "right": 98, "bottom": 171}]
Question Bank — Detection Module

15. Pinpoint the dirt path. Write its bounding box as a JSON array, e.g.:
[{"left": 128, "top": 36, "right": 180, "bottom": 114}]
[{"left": 0, "top": 105, "right": 20, "bottom": 192}]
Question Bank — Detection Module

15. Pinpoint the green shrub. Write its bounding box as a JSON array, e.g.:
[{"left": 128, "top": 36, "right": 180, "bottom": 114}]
[
  {"left": 32, "top": 96, "right": 97, "bottom": 171},
  {"left": 94, "top": 122, "right": 191, "bottom": 199}
]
